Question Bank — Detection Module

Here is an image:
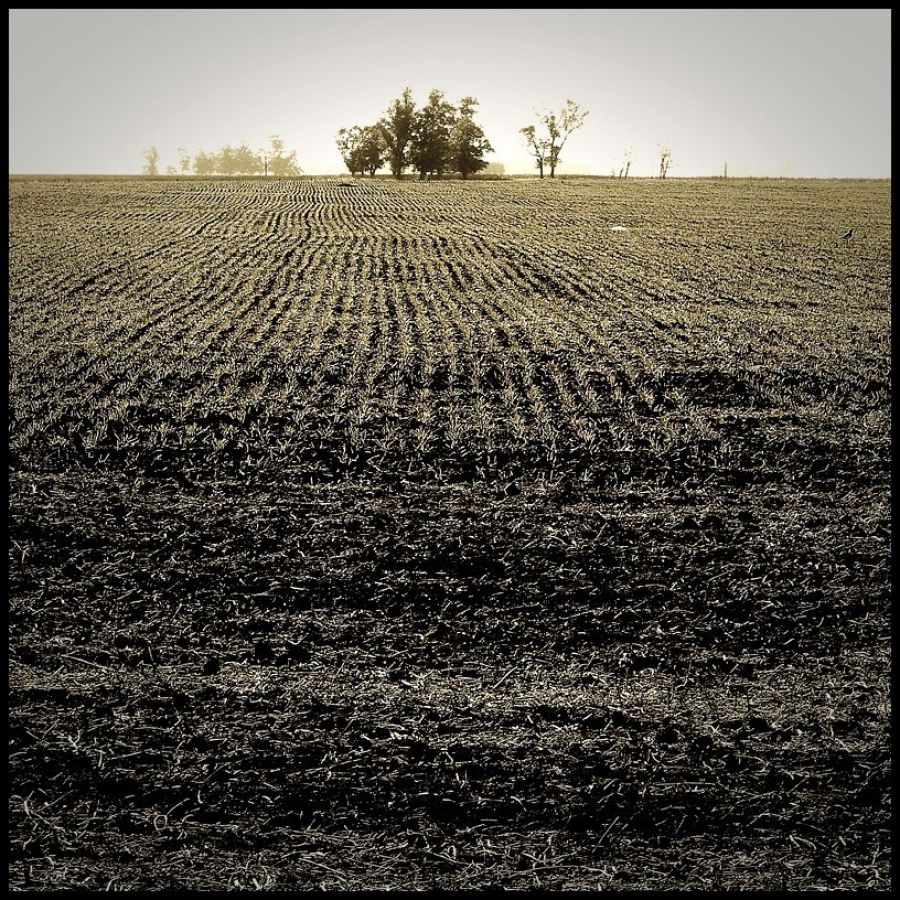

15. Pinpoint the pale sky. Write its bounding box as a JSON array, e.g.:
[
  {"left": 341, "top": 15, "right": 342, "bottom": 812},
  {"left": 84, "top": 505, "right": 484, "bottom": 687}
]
[{"left": 8, "top": 9, "right": 892, "bottom": 177}]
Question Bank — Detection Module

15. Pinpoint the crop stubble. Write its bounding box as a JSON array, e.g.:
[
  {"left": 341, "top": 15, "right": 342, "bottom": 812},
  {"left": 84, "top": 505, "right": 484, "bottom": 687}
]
[{"left": 8, "top": 177, "right": 891, "bottom": 889}]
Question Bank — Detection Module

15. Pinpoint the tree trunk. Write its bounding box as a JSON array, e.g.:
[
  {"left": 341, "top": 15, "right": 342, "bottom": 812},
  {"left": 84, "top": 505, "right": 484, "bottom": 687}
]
[{"left": 538, "top": 160, "right": 544, "bottom": 179}]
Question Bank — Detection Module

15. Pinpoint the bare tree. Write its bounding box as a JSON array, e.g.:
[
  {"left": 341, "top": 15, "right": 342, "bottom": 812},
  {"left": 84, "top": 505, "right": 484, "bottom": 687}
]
[
  {"left": 141, "top": 146, "right": 160, "bottom": 176},
  {"left": 521, "top": 100, "right": 588, "bottom": 178},
  {"left": 544, "top": 100, "right": 588, "bottom": 178},
  {"left": 618, "top": 146, "right": 634, "bottom": 178},
  {"left": 177, "top": 147, "right": 191, "bottom": 174},
  {"left": 520, "top": 100, "right": 588, "bottom": 178},
  {"left": 520, "top": 125, "right": 548, "bottom": 178},
  {"left": 658, "top": 145, "right": 672, "bottom": 179}
]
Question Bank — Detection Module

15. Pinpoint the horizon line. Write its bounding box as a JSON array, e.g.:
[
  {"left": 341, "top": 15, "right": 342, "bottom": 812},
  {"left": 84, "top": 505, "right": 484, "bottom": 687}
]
[{"left": 7, "top": 173, "right": 893, "bottom": 181}]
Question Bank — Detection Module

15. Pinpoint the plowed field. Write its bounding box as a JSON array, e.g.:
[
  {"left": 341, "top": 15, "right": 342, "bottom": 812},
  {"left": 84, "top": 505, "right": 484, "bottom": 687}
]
[{"left": 8, "top": 176, "right": 891, "bottom": 890}]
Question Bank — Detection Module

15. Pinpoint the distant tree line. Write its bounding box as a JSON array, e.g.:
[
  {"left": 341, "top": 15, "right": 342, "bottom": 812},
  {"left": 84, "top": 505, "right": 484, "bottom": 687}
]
[
  {"left": 337, "top": 89, "right": 494, "bottom": 180},
  {"left": 141, "top": 135, "right": 301, "bottom": 177},
  {"left": 142, "top": 97, "right": 676, "bottom": 179}
]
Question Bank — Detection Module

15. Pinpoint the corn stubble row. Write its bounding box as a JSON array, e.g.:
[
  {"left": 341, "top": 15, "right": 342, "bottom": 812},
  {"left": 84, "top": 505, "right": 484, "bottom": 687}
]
[{"left": 9, "top": 177, "right": 890, "bottom": 489}]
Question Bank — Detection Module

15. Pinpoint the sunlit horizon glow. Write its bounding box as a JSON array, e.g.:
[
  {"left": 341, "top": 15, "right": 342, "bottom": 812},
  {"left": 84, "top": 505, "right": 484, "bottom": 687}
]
[{"left": 9, "top": 9, "right": 892, "bottom": 178}]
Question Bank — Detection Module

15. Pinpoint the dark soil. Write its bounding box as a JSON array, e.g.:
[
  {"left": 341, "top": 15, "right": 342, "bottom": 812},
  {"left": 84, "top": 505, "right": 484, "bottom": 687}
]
[{"left": 8, "top": 177, "right": 891, "bottom": 890}]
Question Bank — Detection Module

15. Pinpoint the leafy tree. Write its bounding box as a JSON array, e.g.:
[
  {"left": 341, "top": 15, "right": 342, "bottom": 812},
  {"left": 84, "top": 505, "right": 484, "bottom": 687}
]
[
  {"left": 141, "top": 146, "right": 160, "bottom": 176},
  {"left": 521, "top": 100, "right": 588, "bottom": 178},
  {"left": 409, "top": 89, "right": 456, "bottom": 180},
  {"left": 234, "top": 143, "right": 263, "bottom": 175},
  {"left": 265, "top": 134, "right": 301, "bottom": 176},
  {"left": 188, "top": 139, "right": 299, "bottom": 177},
  {"left": 269, "top": 149, "right": 301, "bottom": 177},
  {"left": 379, "top": 88, "right": 416, "bottom": 179},
  {"left": 193, "top": 150, "right": 216, "bottom": 176},
  {"left": 359, "top": 127, "right": 384, "bottom": 176},
  {"left": 177, "top": 147, "right": 191, "bottom": 174},
  {"left": 337, "top": 125, "right": 384, "bottom": 177},
  {"left": 337, "top": 126, "right": 366, "bottom": 176},
  {"left": 216, "top": 145, "right": 236, "bottom": 176},
  {"left": 449, "top": 97, "right": 493, "bottom": 178}
]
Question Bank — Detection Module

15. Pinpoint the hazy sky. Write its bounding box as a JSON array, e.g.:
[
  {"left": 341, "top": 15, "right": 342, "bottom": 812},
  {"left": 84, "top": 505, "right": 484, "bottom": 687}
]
[{"left": 8, "top": 9, "right": 892, "bottom": 177}]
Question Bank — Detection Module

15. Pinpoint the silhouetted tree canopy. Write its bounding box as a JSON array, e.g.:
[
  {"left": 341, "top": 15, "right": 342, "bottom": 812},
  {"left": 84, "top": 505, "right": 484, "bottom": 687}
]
[
  {"left": 379, "top": 88, "right": 417, "bottom": 179},
  {"left": 354, "top": 89, "right": 495, "bottom": 180},
  {"left": 336, "top": 126, "right": 384, "bottom": 177},
  {"left": 450, "top": 97, "right": 494, "bottom": 179},
  {"left": 410, "top": 90, "right": 457, "bottom": 180}
]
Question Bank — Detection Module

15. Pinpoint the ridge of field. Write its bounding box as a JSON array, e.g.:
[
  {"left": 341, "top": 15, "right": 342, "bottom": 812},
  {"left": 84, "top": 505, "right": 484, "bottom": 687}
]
[{"left": 8, "top": 177, "right": 891, "bottom": 890}]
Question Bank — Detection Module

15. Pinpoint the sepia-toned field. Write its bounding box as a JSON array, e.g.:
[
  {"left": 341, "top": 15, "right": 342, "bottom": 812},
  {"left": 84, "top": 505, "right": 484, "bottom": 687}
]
[{"left": 8, "top": 176, "right": 891, "bottom": 889}]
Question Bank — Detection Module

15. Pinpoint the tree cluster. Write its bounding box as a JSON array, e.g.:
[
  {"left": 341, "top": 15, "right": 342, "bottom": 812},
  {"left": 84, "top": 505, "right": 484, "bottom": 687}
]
[
  {"left": 142, "top": 136, "right": 301, "bottom": 177},
  {"left": 338, "top": 89, "right": 494, "bottom": 180},
  {"left": 336, "top": 126, "right": 384, "bottom": 178},
  {"left": 192, "top": 135, "right": 301, "bottom": 176}
]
